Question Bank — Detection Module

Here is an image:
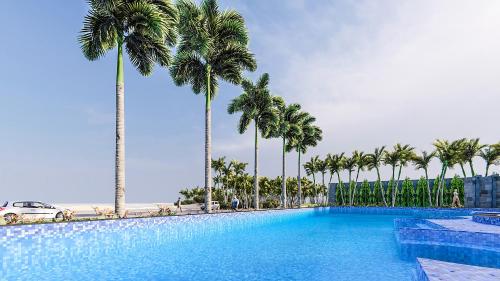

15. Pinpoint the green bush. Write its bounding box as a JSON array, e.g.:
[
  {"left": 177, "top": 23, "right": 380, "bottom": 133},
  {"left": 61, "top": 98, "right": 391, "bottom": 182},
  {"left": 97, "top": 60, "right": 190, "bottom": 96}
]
[
  {"left": 371, "top": 180, "right": 382, "bottom": 206},
  {"left": 415, "top": 177, "right": 430, "bottom": 207},
  {"left": 450, "top": 175, "right": 464, "bottom": 206},
  {"left": 400, "top": 178, "right": 415, "bottom": 207},
  {"left": 336, "top": 182, "right": 346, "bottom": 205},
  {"left": 386, "top": 179, "right": 394, "bottom": 205},
  {"left": 262, "top": 199, "right": 280, "bottom": 209},
  {"left": 359, "top": 180, "right": 371, "bottom": 206}
]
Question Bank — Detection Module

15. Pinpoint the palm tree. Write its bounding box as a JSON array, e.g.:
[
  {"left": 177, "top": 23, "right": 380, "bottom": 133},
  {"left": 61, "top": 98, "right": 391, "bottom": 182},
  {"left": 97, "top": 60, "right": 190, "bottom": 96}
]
[
  {"left": 304, "top": 156, "right": 321, "bottom": 203},
  {"left": 317, "top": 159, "right": 329, "bottom": 203},
  {"left": 343, "top": 157, "right": 356, "bottom": 184},
  {"left": 383, "top": 149, "right": 399, "bottom": 207},
  {"left": 480, "top": 145, "right": 500, "bottom": 176},
  {"left": 211, "top": 156, "right": 226, "bottom": 188},
  {"left": 228, "top": 73, "right": 279, "bottom": 209},
  {"left": 453, "top": 138, "right": 469, "bottom": 178},
  {"left": 79, "top": 0, "right": 177, "bottom": 217},
  {"left": 270, "top": 99, "right": 303, "bottom": 208},
  {"left": 326, "top": 153, "right": 345, "bottom": 205},
  {"left": 351, "top": 150, "right": 368, "bottom": 205},
  {"left": 171, "top": 0, "right": 256, "bottom": 213},
  {"left": 462, "top": 138, "right": 486, "bottom": 176},
  {"left": 393, "top": 144, "right": 415, "bottom": 207},
  {"left": 412, "top": 151, "right": 435, "bottom": 207},
  {"left": 286, "top": 112, "right": 322, "bottom": 207},
  {"left": 366, "top": 146, "right": 388, "bottom": 207},
  {"left": 433, "top": 139, "right": 460, "bottom": 206}
]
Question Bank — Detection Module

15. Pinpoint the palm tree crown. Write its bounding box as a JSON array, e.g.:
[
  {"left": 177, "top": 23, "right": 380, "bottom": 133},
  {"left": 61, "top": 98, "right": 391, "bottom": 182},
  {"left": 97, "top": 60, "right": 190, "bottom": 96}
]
[{"left": 170, "top": 0, "right": 256, "bottom": 212}]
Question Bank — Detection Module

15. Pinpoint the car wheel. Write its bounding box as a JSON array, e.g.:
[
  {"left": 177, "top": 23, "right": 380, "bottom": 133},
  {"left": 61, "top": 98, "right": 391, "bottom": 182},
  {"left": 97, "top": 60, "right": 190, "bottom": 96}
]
[
  {"left": 55, "top": 212, "right": 64, "bottom": 220},
  {"left": 4, "top": 213, "right": 17, "bottom": 223}
]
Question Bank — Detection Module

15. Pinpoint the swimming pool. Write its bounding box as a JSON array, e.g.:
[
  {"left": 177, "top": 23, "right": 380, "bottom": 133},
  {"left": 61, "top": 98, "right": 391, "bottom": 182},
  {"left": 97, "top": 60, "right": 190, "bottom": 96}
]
[{"left": 0, "top": 208, "right": 498, "bottom": 280}]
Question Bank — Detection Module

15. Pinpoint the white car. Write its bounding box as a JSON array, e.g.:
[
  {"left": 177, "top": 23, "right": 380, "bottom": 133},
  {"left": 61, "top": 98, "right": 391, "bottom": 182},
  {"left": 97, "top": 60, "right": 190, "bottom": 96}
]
[
  {"left": 0, "top": 201, "right": 65, "bottom": 222},
  {"left": 200, "top": 201, "right": 220, "bottom": 211}
]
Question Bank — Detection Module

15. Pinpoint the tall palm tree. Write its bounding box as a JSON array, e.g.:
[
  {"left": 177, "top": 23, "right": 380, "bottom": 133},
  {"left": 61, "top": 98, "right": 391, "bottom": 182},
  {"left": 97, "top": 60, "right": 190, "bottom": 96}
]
[
  {"left": 304, "top": 156, "right": 321, "bottom": 203},
  {"left": 453, "top": 138, "right": 469, "bottom": 178},
  {"left": 351, "top": 150, "right": 368, "bottom": 205},
  {"left": 171, "top": 0, "right": 256, "bottom": 213},
  {"left": 326, "top": 153, "right": 345, "bottom": 205},
  {"left": 286, "top": 112, "right": 322, "bottom": 207},
  {"left": 462, "top": 138, "right": 486, "bottom": 176},
  {"left": 228, "top": 73, "right": 279, "bottom": 209},
  {"left": 343, "top": 157, "right": 356, "bottom": 184},
  {"left": 433, "top": 139, "right": 460, "bottom": 206},
  {"left": 393, "top": 144, "right": 415, "bottom": 207},
  {"left": 366, "top": 146, "right": 388, "bottom": 207},
  {"left": 317, "top": 159, "right": 329, "bottom": 203},
  {"left": 412, "top": 151, "right": 435, "bottom": 207},
  {"left": 480, "top": 145, "right": 500, "bottom": 176},
  {"left": 270, "top": 99, "right": 302, "bottom": 208},
  {"left": 79, "top": 0, "right": 178, "bottom": 217},
  {"left": 383, "top": 149, "right": 399, "bottom": 207}
]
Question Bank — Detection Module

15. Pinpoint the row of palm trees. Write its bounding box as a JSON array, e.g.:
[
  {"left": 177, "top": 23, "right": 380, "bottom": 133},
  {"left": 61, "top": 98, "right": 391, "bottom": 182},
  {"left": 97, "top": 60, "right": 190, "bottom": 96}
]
[
  {"left": 303, "top": 138, "right": 499, "bottom": 208},
  {"left": 79, "top": 0, "right": 322, "bottom": 215}
]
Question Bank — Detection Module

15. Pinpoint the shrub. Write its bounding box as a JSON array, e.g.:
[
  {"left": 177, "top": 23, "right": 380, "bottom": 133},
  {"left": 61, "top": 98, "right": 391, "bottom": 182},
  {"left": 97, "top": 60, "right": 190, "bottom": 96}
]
[
  {"left": 372, "top": 180, "right": 382, "bottom": 206},
  {"left": 359, "top": 180, "right": 371, "bottom": 206},
  {"left": 386, "top": 179, "right": 394, "bottom": 204},
  {"left": 415, "top": 177, "right": 430, "bottom": 207},
  {"left": 400, "top": 178, "right": 415, "bottom": 207},
  {"left": 336, "top": 182, "right": 346, "bottom": 205},
  {"left": 262, "top": 199, "right": 280, "bottom": 209}
]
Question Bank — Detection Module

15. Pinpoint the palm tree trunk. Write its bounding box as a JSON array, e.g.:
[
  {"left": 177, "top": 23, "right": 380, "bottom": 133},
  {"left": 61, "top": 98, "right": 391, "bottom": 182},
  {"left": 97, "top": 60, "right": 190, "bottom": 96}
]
[
  {"left": 485, "top": 164, "right": 490, "bottom": 176},
  {"left": 352, "top": 168, "right": 360, "bottom": 205},
  {"left": 297, "top": 149, "right": 301, "bottom": 208},
  {"left": 253, "top": 121, "right": 259, "bottom": 209},
  {"left": 281, "top": 137, "right": 287, "bottom": 208},
  {"left": 391, "top": 166, "right": 396, "bottom": 207},
  {"left": 114, "top": 38, "right": 126, "bottom": 217},
  {"left": 425, "top": 169, "right": 432, "bottom": 207},
  {"left": 460, "top": 164, "right": 467, "bottom": 178},
  {"left": 376, "top": 168, "right": 388, "bottom": 207},
  {"left": 204, "top": 65, "right": 212, "bottom": 213},
  {"left": 394, "top": 165, "right": 403, "bottom": 206},
  {"left": 435, "top": 165, "right": 446, "bottom": 207},
  {"left": 469, "top": 161, "right": 475, "bottom": 177},
  {"left": 311, "top": 174, "right": 316, "bottom": 203},
  {"left": 336, "top": 172, "right": 345, "bottom": 205},
  {"left": 322, "top": 173, "right": 326, "bottom": 204}
]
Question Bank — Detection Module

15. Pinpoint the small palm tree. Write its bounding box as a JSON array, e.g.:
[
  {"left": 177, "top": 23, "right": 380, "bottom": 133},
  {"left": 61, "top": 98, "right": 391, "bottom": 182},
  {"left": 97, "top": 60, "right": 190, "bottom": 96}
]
[
  {"left": 270, "top": 99, "right": 303, "bottom": 208},
  {"left": 351, "top": 150, "right": 368, "bottom": 205},
  {"left": 366, "top": 146, "right": 388, "bottom": 207},
  {"left": 171, "top": 0, "right": 256, "bottom": 213},
  {"left": 480, "top": 145, "right": 500, "bottom": 176},
  {"left": 326, "top": 153, "right": 345, "bottom": 205},
  {"left": 412, "top": 151, "right": 435, "bottom": 207},
  {"left": 433, "top": 139, "right": 461, "bottom": 206},
  {"left": 228, "top": 73, "right": 279, "bottom": 209},
  {"left": 211, "top": 156, "right": 226, "bottom": 188},
  {"left": 453, "top": 138, "right": 469, "bottom": 178},
  {"left": 304, "top": 156, "right": 321, "bottom": 203},
  {"left": 286, "top": 112, "right": 322, "bottom": 207},
  {"left": 393, "top": 144, "right": 415, "bottom": 207},
  {"left": 343, "top": 157, "right": 356, "bottom": 184},
  {"left": 383, "top": 149, "right": 399, "bottom": 207},
  {"left": 79, "top": 0, "right": 178, "bottom": 217},
  {"left": 462, "top": 138, "right": 486, "bottom": 176},
  {"left": 317, "top": 159, "right": 329, "bottom": 203}
]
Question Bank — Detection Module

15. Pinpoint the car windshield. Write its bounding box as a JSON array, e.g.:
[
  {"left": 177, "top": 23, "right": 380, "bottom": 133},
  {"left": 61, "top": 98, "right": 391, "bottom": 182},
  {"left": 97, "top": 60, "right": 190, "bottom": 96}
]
[{"left": 1, "top": 201, "right": 7, "bottom": 207}]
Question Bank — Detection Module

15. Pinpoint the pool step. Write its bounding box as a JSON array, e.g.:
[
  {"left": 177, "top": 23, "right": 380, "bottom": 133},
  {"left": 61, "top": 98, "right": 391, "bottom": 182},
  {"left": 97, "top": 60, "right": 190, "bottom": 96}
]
[{"left": 415, "top": 258, "right": 500, "bottom": 281}]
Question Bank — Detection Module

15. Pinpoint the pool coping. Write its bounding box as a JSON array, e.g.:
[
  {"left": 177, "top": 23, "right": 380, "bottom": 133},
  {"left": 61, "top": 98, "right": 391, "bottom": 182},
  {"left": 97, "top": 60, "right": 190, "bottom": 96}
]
[{"left": 416, "top": 258, "right": 500, "bottom": 281}]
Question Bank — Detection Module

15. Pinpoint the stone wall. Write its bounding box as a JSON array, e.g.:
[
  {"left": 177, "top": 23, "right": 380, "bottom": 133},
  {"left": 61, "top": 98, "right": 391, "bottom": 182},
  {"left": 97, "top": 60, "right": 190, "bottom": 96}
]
[{"left": 463, "top": 175, "right": 499, "bottom": 208}]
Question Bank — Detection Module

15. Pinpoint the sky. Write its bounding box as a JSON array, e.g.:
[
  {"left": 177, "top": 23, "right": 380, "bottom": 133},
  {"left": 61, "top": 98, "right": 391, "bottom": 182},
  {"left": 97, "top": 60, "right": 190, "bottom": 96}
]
[{"left": 0, "top": 0, "right": 499, "bottom": 203}]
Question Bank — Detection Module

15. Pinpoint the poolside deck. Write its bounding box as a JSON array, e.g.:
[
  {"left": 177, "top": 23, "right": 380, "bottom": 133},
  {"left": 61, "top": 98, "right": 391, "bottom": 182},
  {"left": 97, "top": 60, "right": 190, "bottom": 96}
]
[
  {"left": 428, "top": 217, "right": 500, "bottom": 235},
  {"left": 416, "top": 258, "right": 500, "bottom": 281}
]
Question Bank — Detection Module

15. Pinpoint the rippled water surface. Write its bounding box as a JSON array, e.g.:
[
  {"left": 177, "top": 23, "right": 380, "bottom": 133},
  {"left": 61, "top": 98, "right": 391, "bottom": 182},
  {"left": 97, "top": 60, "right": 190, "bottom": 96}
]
[{"left": 0, "top": 211, "right": 497, "bottom": 281}]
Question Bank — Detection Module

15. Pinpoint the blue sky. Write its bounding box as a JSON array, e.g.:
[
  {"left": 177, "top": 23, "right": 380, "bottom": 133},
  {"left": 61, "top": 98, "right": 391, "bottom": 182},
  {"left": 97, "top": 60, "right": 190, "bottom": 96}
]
[{"left": 1, "top": 1, "right": 499, "bottom": 203}]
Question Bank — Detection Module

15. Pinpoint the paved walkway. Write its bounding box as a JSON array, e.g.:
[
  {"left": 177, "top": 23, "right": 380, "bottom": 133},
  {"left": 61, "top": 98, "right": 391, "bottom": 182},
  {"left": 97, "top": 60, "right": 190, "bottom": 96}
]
[
  {"left": 417, "top": 258, "right": 500, "bottom": 281},
  {"left": 428, "top": 217, "right": 500, "bottom": 234}
]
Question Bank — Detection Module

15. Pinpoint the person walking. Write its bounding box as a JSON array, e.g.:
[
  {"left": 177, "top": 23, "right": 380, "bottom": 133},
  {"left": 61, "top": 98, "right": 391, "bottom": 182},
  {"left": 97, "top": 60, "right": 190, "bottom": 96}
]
[{"left": 176, "top": 197, "right": 183, "bottom": 213}]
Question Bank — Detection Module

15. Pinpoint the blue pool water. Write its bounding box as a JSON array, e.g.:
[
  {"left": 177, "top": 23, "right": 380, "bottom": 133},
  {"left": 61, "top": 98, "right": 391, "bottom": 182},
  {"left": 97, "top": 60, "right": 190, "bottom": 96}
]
[{"left": 0, "top": 209, "right": 498, "bottom": 280}]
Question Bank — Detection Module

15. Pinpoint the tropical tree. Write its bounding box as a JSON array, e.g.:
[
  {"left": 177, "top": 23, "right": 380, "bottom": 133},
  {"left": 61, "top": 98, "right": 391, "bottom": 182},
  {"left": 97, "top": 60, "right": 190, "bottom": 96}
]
[
  {"left": 433, "top": 139, "right": 461, "bottom": 206},
  {"left": 480, "top": 145, "right": 500, "bottom": 176},
  {"left": 462, "top": 138, "right": 485, "bottom": 176},
  {"left": 412, "top": 151, "right": 435, "bottom": 207},
  {"left": 326, "top": 153, "right": 345, "bottom": 205},
  {"left": 453, "top": 138, "right": 469, "bottom": 178},
  {"left": 171, "top": 0, "right": 256, "bottom": 212},
  {"left": 228, "top": 73, "right": 279, "bottom": 209},
  {"left": 304, "top": 156, "right": 321, "bottom": 203},
  {"left": 393, "top": 144, "right": 415, "bottom": 207},
  {"left": 351, "top": 150, "right": 368, "bottom": 205},
  {"left": 317, "top": 159, "right": 328, "bottom": 203},
  {"left": 270, "top": 100, "right": 303, "bottom": 208},
  {"left": 286, "top": 112, "right": 322, "bottom": 207},
  {"left": 383, "top": 149, "right": 399, "bottom": 207},
  {"left": 366, "top": 146, "right": 388, "bottom": 207},
  {"left": 79, "top": 0, "right": 178, "bottom": 217},
  {"left": 343, "top": 157, "right": 356, "bottom": 184},
  {"left": 212, "top": 156, "right": 226, "bottom": 188}
]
